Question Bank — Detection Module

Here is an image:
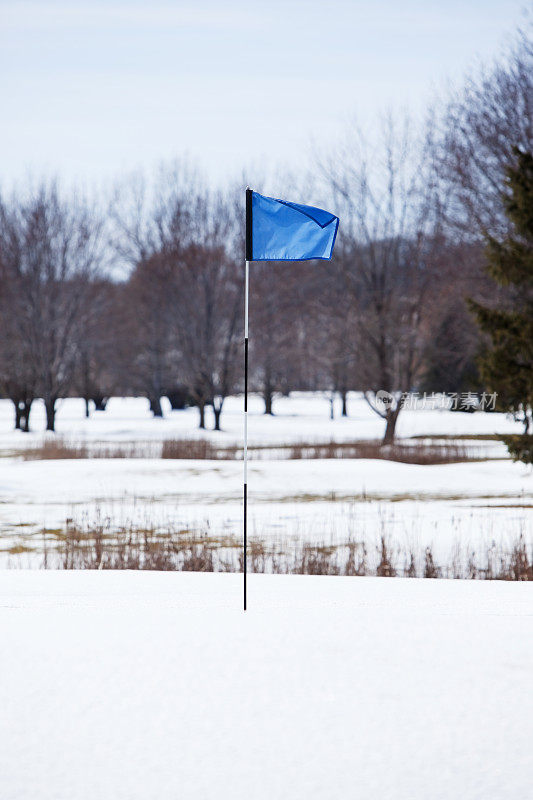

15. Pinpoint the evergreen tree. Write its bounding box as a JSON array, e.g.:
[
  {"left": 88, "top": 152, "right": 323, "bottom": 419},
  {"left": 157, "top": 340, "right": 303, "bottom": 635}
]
[{"left": 469, "top": 148, "right": 533, "bottom": 463}]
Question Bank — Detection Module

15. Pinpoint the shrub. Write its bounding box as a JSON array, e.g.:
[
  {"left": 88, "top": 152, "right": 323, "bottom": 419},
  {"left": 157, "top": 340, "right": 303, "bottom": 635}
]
[{"left": 500, "top": 434, "right": 533, "bottom": 465}]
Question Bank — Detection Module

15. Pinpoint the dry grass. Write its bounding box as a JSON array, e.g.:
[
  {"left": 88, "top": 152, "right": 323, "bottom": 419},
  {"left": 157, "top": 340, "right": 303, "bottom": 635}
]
[
  {"left": 410, "top": 433, "right": 501, "bottom": 441},
  {"left": 39, "top": 519, "right": 533, "bottom": 581},
  {"left": 20, "top": 436, "right": 487, "bottom": 465},
  {"left": 23, "top": 439, "right": 91, "bottom": 460},
  {"left": 22, "top": 439, "right": 160, "bottom": 460},
  {"left": 287, "top": 439, "right": 474, "bottom": 464},
  {"left": 21, "top": 437, "right": 236, "bottom": 461},
  {"left": 161, "top": 439, "right": 233, "bottom": 459}
]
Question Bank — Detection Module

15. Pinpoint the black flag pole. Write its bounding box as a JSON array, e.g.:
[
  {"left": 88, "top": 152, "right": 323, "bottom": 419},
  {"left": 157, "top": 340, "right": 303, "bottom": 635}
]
[
  {"left": 244, "top": 188, "right": 252, "bottom": 611},
  {"left": 241, "top": 189, "right": 338, "bottom": 610}
]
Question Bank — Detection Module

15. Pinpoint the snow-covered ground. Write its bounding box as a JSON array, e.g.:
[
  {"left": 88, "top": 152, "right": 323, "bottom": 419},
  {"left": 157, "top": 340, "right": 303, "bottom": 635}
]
[
  {"left": 0, "top": 393, "right": 523, "bottom": 448},
  {"left": 2, "top": 456, "right": 532, "bottom": 567},
  {"left": 1, "top": 570, "right": 531, "bottom": 799},
  {"left": 0, "top": 394, "right": 530, "bottom": 565}
]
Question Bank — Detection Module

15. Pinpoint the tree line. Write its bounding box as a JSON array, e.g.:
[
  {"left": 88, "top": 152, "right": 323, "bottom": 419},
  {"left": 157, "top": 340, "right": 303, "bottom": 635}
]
[{"left": 0, "top": 29, "right": 531, "bottom": 445}]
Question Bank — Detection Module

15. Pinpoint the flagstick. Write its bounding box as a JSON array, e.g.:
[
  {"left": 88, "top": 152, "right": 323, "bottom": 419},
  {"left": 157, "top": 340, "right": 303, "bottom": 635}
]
[
  {"left": 243, "top": 258, "right": 249, "bottom": 611},
  {"left": 244, "top": 188, "right": 253, "bottom": 611},
  {"left": 240, "top": 189, "right": 337, "bottom": 610}
]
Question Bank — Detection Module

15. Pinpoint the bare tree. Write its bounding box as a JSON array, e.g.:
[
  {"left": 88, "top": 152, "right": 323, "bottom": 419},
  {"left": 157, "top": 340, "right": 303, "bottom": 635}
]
[
  {"left": 322, "top": 114, "right": 444, "bottom": 443},
  {"left": 419, "top": 240, "right": 489, "bottom": 393},
  {"left": 438, "top": 28, "right": 533, "bottom": 237},
  {"left": 170, "top": 192, "right": 242, "bottom": 430},
  {"left": 0, "top": 197, "right": 37, "bottom": 430},
  {"left": 74, "top": 279, "right": 123, "bottom": 416},
  {"left": 110, "top": 163, "right": 212, "bottom": 418},
  {"left": 305, "top": 252, "right": 359, "bottom": 417},
  {"left": 119, "top": 254, "right": 177, "bottom": 416},
  {"left": 249, "top": 261, "right": 307, "bottom": 414},
  {"left": 0, "top": 184, "right": 105, "bottom": 431},
  {"left": 110, "top": 161, "right": 203, "bottom": 266}
]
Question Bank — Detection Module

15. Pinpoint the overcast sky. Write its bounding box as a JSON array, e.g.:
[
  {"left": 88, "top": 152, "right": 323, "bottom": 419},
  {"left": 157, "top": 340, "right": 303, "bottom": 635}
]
[{"left": 0, "top": 0, "right": 527, "bottom": 190}]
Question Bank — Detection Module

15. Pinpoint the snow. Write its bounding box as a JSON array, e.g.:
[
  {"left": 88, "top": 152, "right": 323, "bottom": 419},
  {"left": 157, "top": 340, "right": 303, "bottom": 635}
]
[
  {"left": 0, "top": 393, "right": 523, "bottom": 449},
  {"left": 1, "top": 455, "right": 531, "bottom": 567},
  {"left": 1, "top": 570, "right": 531, "bottom": 799},
  {"left": 2, "top": 454, "right": 530, "bottom": 507},
  {"left": 0, "top": 394, "right": 530, "bottom": 564}
]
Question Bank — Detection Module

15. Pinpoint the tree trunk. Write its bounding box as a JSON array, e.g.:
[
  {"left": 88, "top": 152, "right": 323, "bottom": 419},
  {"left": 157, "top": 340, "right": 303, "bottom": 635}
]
[
  {"left": 149, "top": 396, "right": 163, "bottom": 417},
  {"left": 198, "top": 402, "right": 206, "bottom": 429},
  {"left": 21, "top": 400, "right": 32, "bottom": 432},
  {"left": 341, "top": 390, "right": 348, "bottom": 417},
  {"left": 167, "top": 389, "right": 189, "bottom": 410},
  {"left": 264, "top": 386, "right": 273, "bottom": 415},
  {"left": 382, "top": 408, "right": 400, "bottom": 445},
  {"left": 45, "top": 397, "right": 56, "bottom": 432},
  {"left": 92, "top": 395, "right": 108, "bottom": 412},
  {"left": 213, "top": 405, "right": 222, "bottom": 431},
  {"left": 14, "top": 402, "right": 22, "bottom": 430},
  {"left": 84, "top": 397, "right": 90, "bottom": 418},
  {"left": 329, "top": 395, "right": 335, "bottom": 420}
]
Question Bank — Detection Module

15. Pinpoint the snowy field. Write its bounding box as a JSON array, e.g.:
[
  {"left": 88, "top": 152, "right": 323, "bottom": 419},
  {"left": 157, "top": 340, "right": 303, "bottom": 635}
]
[
  {"left": 1, "top": 397, "right": 532, "bottom": 797},
  {"left": 0, "top": 393, "right": 523, "bottom": 447},
  {"left": 0, "top": 394, "right": 531, "bottom": 567},
  {"left": 1, "top": 570, "right": 532, "bottom": 800}
]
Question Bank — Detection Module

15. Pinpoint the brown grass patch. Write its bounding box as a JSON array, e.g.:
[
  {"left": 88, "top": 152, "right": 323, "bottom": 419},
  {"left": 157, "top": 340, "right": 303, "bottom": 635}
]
[
  {"left": 22, "top": 439, "right": 160, "bottom": 460},
  {"left": 161, "top": 439, "right": 235, "bottom": 459},
  {"left": 287, "top": 439, "right": 474, "bottom": 464},
  {"left": 35, "top": 518, "right": 533, "bottom": 581},
  {"left": 20, "top": 436, "right": 491, "bottom": 465}
]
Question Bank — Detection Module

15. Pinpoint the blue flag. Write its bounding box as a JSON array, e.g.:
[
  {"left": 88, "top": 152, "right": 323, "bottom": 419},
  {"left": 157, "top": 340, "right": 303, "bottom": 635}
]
[{"left": 247, "top": 190, "right": 339, "bottom": 261}]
